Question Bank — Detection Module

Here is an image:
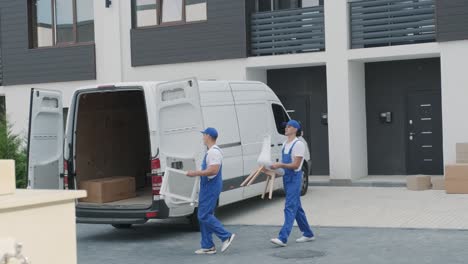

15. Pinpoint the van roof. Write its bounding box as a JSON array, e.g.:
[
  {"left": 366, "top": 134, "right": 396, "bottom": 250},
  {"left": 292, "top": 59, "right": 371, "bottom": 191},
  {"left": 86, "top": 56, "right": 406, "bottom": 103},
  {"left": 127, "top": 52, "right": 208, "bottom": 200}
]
[{"left": 74, "top": 80, "right": 266, "bottom": 91}]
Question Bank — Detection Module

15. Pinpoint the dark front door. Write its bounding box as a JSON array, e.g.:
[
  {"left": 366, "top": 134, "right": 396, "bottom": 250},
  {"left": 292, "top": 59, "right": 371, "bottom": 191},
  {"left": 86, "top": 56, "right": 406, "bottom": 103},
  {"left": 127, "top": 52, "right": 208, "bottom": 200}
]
[
  {"left": 278, "top": 95, "right": 330, "bottom": 175},
  {"left": 406, "top": 91, "right": 443, "bottom": 175}
]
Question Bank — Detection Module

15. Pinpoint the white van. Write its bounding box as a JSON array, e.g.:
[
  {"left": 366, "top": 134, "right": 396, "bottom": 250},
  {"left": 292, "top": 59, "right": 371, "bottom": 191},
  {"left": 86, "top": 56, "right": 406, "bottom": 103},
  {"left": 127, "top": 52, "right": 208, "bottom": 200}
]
[{"left": 27, "top": 78, "right": 311, "bottom": 228}]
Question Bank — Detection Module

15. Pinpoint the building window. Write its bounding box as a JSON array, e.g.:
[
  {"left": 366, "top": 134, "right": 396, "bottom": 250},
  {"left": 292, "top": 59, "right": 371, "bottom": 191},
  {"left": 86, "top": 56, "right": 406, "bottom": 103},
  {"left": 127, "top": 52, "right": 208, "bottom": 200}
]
[
  {"left": 133, "top": 0, "right": 207, "bottom": 28},
  {"left": 63, "top": 107, "right": 68, "bottom": 131},
  {"left": 256, "top": 0, "right": 322, "bottom": 12},
  {"left": 28, "top": 0, "right": 95, "bottom": 48},
  {"left": 272, "top": 104, "right": 290, "bottom": 135},
  {"left": 0, "top": 96, "right": 5, "bottom": 123},
  {"left": 185, "top": 0, "right": 207, "bottom": 22}
]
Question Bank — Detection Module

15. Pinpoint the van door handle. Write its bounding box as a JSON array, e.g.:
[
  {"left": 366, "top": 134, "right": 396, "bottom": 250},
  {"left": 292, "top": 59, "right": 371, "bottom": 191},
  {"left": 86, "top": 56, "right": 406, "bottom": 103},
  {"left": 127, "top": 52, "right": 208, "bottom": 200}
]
[
  {"left": 277, "top": 143, "right": 283, "bottom": 146},
  {"left": 270, "top": 144, "right": 275, "bottom": 147}
]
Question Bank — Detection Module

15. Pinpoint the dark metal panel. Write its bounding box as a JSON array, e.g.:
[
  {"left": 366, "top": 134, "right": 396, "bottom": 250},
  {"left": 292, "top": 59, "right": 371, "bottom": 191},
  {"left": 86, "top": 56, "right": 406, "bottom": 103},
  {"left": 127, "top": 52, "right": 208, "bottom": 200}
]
[
  {"left": 251, "top": 6, "right": 325, "bottom": 56},
  {"left": 267, "top": 66, "right": 329, "bottom": 175},
  {"left": 0, "top": 1, "right": 96, "bottom": 85},
  {"left": 436, "top": 0, "right": 468, "bottom": 42},
  {"left": 350, "top": 0, "right": 436, "bottom": 49},
  {"left": 131, "top": 0, "right": 248, "bottom": 67},
  {"left": 365, "top": 58, "right": 441, "bottom": 175}
]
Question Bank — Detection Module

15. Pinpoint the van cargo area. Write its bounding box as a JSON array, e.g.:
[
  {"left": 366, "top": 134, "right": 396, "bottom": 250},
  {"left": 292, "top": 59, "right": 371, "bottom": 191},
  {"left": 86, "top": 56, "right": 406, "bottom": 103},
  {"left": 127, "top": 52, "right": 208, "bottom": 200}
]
[{"left": 74, "top": 89, "right": 152, "bottom": 208}]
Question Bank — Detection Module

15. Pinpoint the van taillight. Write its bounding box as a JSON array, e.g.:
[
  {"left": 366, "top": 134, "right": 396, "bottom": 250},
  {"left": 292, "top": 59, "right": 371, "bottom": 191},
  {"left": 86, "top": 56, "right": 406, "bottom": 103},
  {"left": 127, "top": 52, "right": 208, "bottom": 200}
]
[
  {"left": 152, "top": 175, "right": 162, "bottom": 195},
  {"left": 63, "top": 160, "right": 69, "bottom": 190},
  {"left": 151, "top": 158, "right": 161, "bottom": 174},
  {"left": 151, "top": 158, "right": 162, "bottom": 195}
]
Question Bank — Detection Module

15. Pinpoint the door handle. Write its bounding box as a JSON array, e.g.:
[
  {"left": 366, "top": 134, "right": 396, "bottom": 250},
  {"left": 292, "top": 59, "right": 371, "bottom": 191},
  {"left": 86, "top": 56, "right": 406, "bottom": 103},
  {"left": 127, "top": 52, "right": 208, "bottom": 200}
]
[
  {"left": 270, "top": 144, "right": 275, "bottom": 147},
  {"left": 277, "top": 143, "right": 283, "bottom": 146}
]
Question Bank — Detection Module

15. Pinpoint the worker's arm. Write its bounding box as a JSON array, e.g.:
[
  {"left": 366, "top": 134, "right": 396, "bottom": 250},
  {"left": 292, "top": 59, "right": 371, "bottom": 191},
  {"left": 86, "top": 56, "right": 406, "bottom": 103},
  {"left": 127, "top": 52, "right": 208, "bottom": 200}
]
[
  {"left": 186, "top": 164, "right": 220, "bottom": 177},
  {"left": 270, "top": 156, "right": 303, "bottom": 171}
]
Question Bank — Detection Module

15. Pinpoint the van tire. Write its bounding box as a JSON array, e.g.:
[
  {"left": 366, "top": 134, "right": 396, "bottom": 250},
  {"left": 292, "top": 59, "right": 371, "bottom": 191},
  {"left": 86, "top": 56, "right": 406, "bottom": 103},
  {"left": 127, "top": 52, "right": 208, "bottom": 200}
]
[
  {"left": 188, "top": 199, "right": 220, "bottom": 232},
  {"left": 111, "top": 224, "right": 133, "bottom": 229},
  {"left": 188, "top": 209, "right": 200, "bottom": 232},
  {"left": 301, "top": 166, "right": 309, "bottom": 196}
]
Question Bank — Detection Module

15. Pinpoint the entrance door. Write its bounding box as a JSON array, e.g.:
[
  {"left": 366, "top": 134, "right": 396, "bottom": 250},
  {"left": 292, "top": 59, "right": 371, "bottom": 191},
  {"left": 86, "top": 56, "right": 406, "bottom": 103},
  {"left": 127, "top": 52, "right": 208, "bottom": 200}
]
[{"left": 407, "top": 91, "right": 443, "bottom": 175}]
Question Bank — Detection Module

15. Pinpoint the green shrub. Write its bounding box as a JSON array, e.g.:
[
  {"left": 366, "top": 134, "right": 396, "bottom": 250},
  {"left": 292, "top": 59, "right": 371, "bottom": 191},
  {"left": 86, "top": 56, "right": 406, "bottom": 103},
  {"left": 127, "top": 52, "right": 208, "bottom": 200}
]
[{"left": 0, "top": 119, "right": 28, "bottom": 188}]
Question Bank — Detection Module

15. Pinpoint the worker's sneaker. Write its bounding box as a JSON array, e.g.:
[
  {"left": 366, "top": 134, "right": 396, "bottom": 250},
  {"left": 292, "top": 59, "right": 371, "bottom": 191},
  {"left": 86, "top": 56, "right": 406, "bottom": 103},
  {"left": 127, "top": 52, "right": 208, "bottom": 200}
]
[
  {"left": 296, "top": 236, "right": 316, "bottom": 243},
  {"left": 221, "top": 234, "right": 236, "bottom": 252},
  {"left": 270, "top": 238, "right": 287, "bottom": 247},
  {"left": 195, "top": 247, "right": 217, "bottom": 255}
]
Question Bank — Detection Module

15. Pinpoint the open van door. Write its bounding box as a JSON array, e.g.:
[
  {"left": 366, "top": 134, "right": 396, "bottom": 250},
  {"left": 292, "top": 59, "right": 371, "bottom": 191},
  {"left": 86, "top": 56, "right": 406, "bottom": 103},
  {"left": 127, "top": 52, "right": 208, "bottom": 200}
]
[
  {"left": 27, "top": 89, "right": 64, "bottom": 189},
  {"left": 155, "top": 78, "right": 205, "bottom": 212}
]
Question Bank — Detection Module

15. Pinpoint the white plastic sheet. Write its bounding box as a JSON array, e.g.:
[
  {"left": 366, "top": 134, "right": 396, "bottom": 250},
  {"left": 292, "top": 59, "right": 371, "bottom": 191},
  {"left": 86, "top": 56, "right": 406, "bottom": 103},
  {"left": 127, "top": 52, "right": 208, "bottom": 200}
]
[{"left": 257, "top": 135, "right": 284, "bottom": 176}]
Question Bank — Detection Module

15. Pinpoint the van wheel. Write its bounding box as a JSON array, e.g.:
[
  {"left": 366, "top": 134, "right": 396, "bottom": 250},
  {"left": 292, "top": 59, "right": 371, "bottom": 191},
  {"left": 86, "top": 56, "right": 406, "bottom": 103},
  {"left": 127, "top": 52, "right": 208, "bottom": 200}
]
[
  {"left": 188, "top": 209, "right": 200, "bottom": 232},
  {"left": 301, "top": 166, "right": 309, "bottom": 196},
  {"left": 188, "top": 200, "right": 219, "bottom": 232},
  {"left": 112, "top": 224, "right": 133, "bottom": 229}
]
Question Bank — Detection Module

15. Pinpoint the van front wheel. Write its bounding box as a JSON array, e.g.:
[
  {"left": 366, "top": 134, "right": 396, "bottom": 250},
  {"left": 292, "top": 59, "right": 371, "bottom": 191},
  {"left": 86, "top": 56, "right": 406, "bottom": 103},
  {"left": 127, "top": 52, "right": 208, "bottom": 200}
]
[{"left": 301, "top": 166, "right": 309, "bottom": 196}]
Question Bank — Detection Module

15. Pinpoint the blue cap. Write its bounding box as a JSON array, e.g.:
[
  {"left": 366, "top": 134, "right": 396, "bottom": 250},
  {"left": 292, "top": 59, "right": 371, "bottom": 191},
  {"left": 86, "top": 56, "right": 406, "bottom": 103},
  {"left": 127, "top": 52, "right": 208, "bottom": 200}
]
[
  {"left": 201, "top": 127, "right": 218, "bottom": 139},
  {"left": 286, "top": 120, "right": 301, "bottom": 130}
]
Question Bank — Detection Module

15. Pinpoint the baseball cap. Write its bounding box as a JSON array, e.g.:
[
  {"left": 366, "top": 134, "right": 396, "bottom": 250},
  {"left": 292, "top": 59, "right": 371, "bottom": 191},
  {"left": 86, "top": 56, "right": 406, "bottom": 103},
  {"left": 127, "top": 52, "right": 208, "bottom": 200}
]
[
  {"left": 286, "top": 120, "right": 301, "bottom": 130},
  {"left": 201, "top": 127, "right": 218, "bottom": 139}
]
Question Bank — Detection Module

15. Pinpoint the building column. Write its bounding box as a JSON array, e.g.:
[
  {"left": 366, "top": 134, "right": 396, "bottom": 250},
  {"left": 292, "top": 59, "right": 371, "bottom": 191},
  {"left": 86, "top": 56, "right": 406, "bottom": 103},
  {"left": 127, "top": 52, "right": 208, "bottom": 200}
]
[
  {"left": 324, "top": 0, "right": 368, "bottom": 182},
  {"left": 93, "top": 0, "right": 123, "bottom": 83},
  {"left": 440, "top": 40, "right": 468, "bottom": 165},
  {"left": 246, "top": 68, "right": 267, "bottom": 84}
]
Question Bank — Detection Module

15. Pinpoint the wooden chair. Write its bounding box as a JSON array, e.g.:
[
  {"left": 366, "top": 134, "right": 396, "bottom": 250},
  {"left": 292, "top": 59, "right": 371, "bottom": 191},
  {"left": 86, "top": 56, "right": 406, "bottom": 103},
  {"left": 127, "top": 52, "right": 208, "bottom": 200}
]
[{"left": 240, "top": 166, "right": 277, "bottom": 199}]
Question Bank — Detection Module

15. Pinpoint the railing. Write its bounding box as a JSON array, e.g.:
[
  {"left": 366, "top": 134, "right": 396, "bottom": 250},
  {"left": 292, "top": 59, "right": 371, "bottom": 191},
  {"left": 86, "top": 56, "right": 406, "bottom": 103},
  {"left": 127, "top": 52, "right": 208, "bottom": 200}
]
[
  {"left": 350, "top": 0, "right": 436, "bottom": 49},
  {"left": 250, "top": 6, "right": 325, "bottom": 56}
]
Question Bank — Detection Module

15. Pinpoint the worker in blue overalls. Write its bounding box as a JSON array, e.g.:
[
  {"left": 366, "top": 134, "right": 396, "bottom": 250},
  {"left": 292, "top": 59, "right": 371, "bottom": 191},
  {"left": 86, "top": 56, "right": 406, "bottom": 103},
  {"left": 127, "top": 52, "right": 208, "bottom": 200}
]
[
  {"left": 187, "top": 127, "right": 236, "bottom": 254},
  {"left": 270, "top": 120, "right": 315, "bottom": 247}
]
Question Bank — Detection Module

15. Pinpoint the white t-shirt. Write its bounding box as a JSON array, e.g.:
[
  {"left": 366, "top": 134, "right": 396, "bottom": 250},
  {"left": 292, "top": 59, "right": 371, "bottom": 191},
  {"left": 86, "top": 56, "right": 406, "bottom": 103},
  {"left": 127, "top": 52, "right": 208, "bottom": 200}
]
[
  {"left": 282, "top": 139, "right": 305, "bottom": 172},
  {"left": 206, "top": 145, "right": 223, "bottom": 179}
]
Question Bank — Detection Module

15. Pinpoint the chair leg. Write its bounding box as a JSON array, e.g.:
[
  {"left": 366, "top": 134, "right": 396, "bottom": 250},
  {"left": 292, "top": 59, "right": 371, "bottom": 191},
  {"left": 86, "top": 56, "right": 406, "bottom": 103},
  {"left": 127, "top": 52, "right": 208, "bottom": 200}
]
[
  {"left": 268, "top": 175, "right": 275, "bottom": 199},
  {"left": 262, "top": 176, "right": 270, "bottom": 199},
  {"left": 247, "top": 166, "right": 263, "bottom": 186},
  {"left": 241, "top": 166, "right": 262, "bottom": 187}
]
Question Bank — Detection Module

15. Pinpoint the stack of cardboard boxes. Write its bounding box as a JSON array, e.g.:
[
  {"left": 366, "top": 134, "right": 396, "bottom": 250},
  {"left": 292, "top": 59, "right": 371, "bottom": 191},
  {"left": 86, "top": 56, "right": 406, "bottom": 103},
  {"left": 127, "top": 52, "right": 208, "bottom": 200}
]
[
  {"left": 445, "top": 143, "right": 468, "bottom": 194},
  {"left": 406, "top": 143, "right": 468, "bottom": 193}
]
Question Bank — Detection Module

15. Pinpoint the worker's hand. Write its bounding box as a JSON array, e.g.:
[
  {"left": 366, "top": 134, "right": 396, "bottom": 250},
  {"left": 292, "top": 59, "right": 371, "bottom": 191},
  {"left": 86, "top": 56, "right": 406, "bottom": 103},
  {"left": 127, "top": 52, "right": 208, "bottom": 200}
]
[
  {"left": 270, "top": 163, "right": 282, "bottom": 170},
  {"left": 186, "top": 171, "right": 198, "bottom": 177}
]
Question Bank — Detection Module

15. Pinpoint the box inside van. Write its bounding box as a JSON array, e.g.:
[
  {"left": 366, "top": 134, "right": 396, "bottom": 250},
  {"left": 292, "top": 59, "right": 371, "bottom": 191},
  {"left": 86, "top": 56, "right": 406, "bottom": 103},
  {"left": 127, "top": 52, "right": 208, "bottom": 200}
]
[{"left": 74, "top": 89, "right": 152, "bottom": 207}]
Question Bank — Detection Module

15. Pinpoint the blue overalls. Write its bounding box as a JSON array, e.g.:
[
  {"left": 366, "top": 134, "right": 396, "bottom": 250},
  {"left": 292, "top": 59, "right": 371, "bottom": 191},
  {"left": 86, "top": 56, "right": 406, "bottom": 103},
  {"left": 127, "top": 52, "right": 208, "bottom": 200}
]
[
  {"left": 198, "top": 147, "right": 232, "bottom": 249},
  {"left": 278, "top": 140, "right": 314, "bottom": 243}
]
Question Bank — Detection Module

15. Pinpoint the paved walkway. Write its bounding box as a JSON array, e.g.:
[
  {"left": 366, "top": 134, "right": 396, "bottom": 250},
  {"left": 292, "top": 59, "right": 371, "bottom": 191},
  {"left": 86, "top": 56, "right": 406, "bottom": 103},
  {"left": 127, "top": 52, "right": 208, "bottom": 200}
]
[
  {"left": 216, "top": 187, "right": 468, "bottom": 230},
  {"left": 77, "top": 224, "right": 468, "bottom": 264}
]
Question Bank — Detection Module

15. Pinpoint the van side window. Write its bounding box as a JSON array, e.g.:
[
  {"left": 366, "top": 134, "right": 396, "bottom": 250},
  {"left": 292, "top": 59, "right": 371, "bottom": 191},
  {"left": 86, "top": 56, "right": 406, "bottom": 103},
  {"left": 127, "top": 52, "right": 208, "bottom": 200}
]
[{"left": 272, "top": 104, "right": 290, "bottom": 135}]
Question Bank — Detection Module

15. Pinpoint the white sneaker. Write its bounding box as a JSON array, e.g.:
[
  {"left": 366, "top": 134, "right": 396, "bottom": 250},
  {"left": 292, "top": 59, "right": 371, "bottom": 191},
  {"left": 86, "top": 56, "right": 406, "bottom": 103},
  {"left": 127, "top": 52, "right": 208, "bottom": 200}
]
[
  {"left": 296, "top": 236, "right": 316, "bottom": 243},
  {"left": 195, "top": 247, "right": 217, "bottom": 255},
  {"left": 221, "top": 234, "right": 236, "bottom": 252},
  {"left": 270, "top": 238, "right": 287, "bottom": 247}
]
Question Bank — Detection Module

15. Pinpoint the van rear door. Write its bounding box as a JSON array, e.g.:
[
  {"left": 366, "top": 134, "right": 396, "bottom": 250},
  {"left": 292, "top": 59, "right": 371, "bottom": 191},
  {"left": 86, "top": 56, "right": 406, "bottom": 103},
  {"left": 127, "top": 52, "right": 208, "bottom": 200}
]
[
  {"left": 27, "top": 89, "right": 64, "bottom": 189},
  {"left": 155, "top": 78, "right": 205, "bottom": 211}
]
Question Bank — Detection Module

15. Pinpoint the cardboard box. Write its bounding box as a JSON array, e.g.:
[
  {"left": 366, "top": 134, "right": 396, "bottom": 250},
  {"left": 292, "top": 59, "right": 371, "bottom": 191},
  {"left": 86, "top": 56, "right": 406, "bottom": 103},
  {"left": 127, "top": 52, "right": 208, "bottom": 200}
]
[
  {"left": 79, "top": 177, "right": 136, "bottom": 203},
  {"left": 445, "top": 164, "right": 468, "bottom": 194},
  {"left": 456, "top": 143, "right": 468, "bottom": 163},
  {"left": 0, "top": 160, "right": 16, "bottom": 196},
  {"left": 431, "top": 177, "right": 445, "bottom": 190},
  {"left": 407, "top": 175, "right": 432, "bottom": 191}
]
